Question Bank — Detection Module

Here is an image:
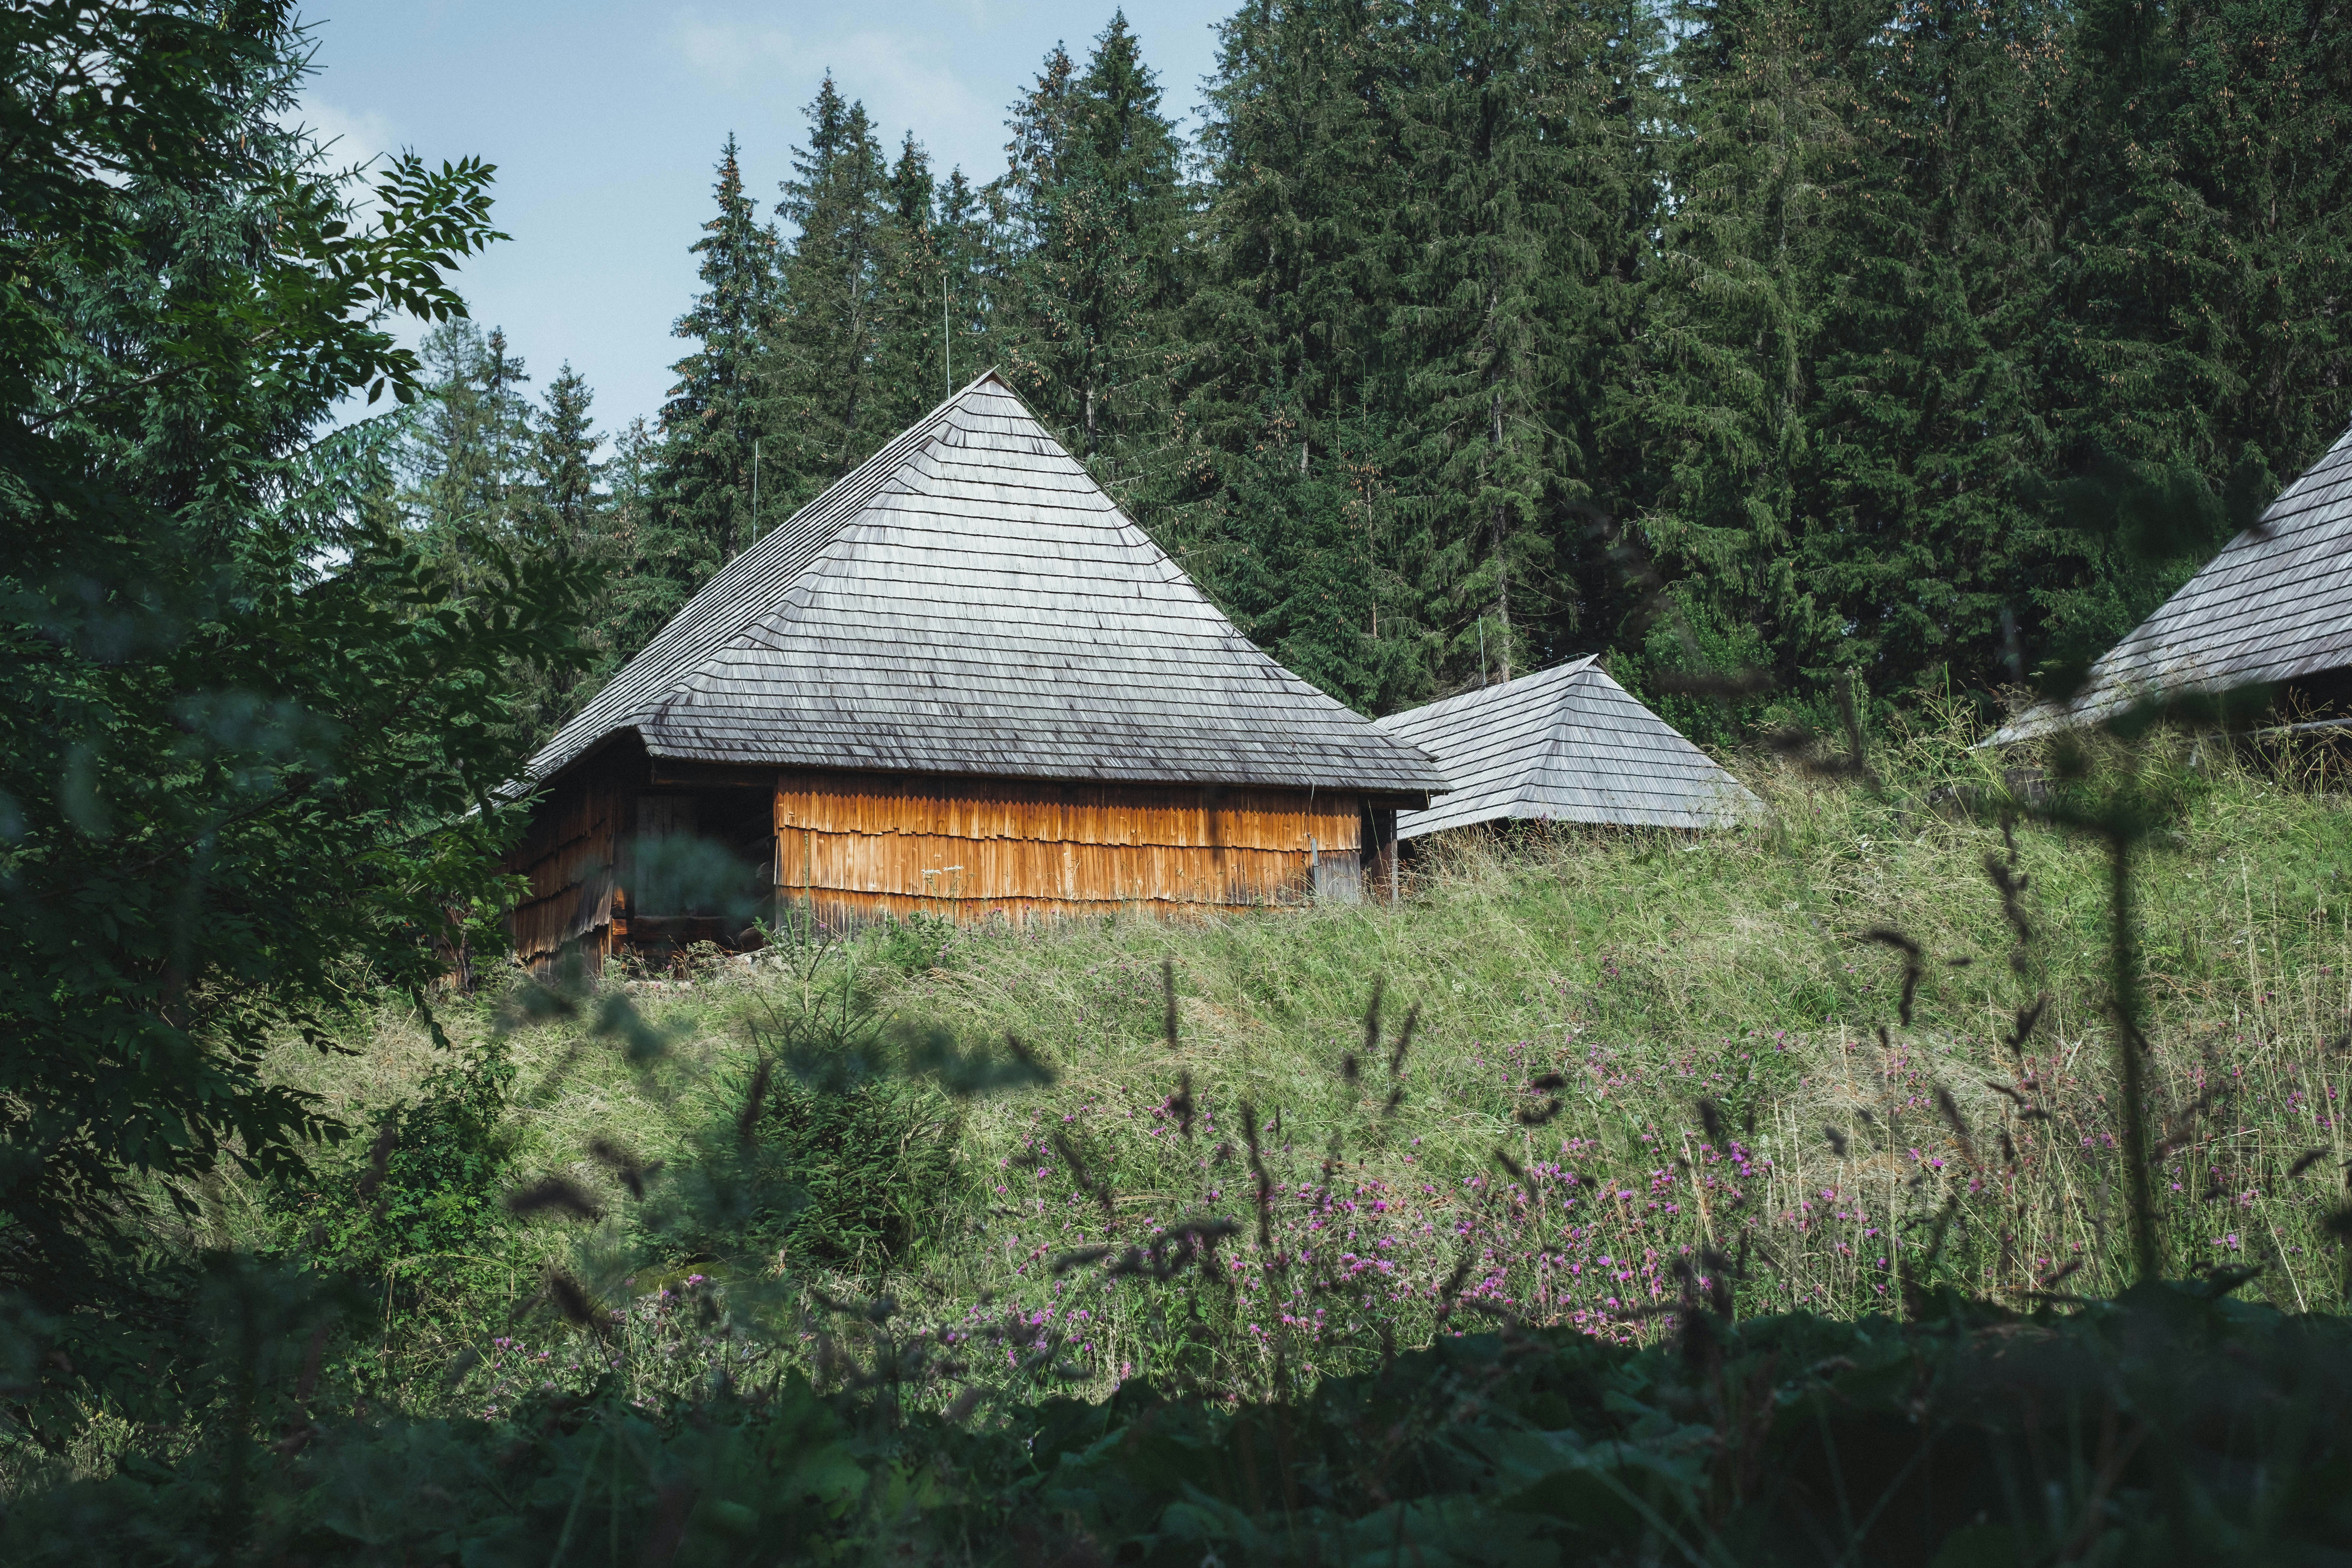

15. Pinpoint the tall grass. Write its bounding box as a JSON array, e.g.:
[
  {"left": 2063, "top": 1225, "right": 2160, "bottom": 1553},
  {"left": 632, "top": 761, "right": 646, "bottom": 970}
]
[{"left": 235, "top": 718, "right": 2352, "bottom": 1410}]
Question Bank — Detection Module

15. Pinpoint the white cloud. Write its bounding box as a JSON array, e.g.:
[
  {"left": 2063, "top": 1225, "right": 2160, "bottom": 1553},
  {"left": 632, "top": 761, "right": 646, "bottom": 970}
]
[
  {"left": 287, "top": 94, "right": 399, "bottom": 173},
  {"left": 669, "top": 14, "right": 798, "bottom": 93}
]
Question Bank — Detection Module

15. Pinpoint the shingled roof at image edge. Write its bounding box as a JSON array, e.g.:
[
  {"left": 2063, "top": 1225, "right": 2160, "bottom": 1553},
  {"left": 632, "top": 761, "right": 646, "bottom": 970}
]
[
  {"left": 521, "top": 371, "right": 1448, "bottom": 798},
  {"left": 1372, "top": 658, "right": 1758, "bottom": 838},
  {"left": 1995, "top": 419, "right": 2352, "bottom": 741}
]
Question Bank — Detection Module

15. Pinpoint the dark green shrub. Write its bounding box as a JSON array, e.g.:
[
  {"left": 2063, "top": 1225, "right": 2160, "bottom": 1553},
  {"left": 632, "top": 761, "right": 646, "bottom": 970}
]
[
  {"left": 14, "top": 1289, "right": 2352, "bottom": 1565},
  {"left": 752, "top": 1076, "right": 962, "bottom": 1270},
  {"left": 273, "top": 1045, "right": 517, "bottom": 1274}
]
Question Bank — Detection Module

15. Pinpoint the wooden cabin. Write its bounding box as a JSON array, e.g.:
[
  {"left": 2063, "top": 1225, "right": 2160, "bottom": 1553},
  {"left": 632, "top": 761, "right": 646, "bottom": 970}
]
[
  {"left": 502, "top": 372, "right": 1447, "bottom": 966},
  {"left": 1370, "top": 657, "right": 1756, "bottom": 841},
  {"left": 1995, "top": 420, "right": 2352, "bottom": 740}
]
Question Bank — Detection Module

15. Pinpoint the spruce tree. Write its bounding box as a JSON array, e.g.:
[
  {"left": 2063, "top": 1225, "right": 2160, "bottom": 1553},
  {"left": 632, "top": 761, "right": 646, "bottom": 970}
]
[
  {"left": 1625, "top": 0, "right": 1853, "bottom": 738},
  {"left": 994, "top": 14, "right": 1188, "bottom": 467},
  {"left": 404, "top": 319, "right": 535, "bottom": 586},
  {"left": 1790, "top": 0, "right": 2064, "bottom": 711},
  {"left": 1386, "top": 0, "right": 1626, "bottom": 686},
  {"left": 770, "top": 77, "right": 893, "bottom": 505},
  {"left": 937, "top": 165, "right": 995, "bottom": 392},
  {"left": 533, "top": 363, "right": 605, "bottom": 560},
  {"left": 1184, "top": 0, "right": 1646, "bottom": 707},
  {"left": 521, "top": 364, "right": 612, "bottom": 733},
  {"left": 660, "top": 134, "right": 778, "bottom": 575},
  {"left": 399, "top": 332, "right": 626, "bottom": 751},
  {"left": 597, "top": 415, "right": 693, "bottom": 671},
  {"left": 1551, "top": 0, "right": 1672, "bottom": 677},
  {"left": 1180, "top": 0, "right": 1419, "bottom": 709},
  {"left": 871, "top": 132, "right": 955, "bottom": 421}
]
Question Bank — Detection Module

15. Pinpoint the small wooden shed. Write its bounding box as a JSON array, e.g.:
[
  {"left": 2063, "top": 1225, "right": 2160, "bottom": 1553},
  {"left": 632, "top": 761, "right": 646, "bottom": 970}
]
[
  {"left": 1995, "top": 420, "right": 2352, "bottom": 739},
  {"left": 1370, "top": 657, "right": 1755, "bottom": 840},
  {"left": 503, "top": 372, "right": 1446, "bottom": 965}
]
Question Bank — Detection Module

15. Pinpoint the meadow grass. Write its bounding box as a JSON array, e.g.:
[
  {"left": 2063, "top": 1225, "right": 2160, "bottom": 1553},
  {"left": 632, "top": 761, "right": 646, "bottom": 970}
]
[{"left": 243, "top": 718, "right": 2352, "bottom": 1409}]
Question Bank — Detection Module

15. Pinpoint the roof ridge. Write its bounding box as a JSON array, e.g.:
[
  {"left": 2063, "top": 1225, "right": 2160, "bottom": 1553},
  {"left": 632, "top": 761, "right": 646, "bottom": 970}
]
[
  {"left": 519, "top": 371, "right": 1447, "bottom": 796},
  {"left": 525, "top": 379, "right": 1013, "bottom": 781},
  {"left": 1514, "top": 662, "right": 1613, "bottom": 805},
  {"left": 1372, "top": 654, "right": 1597, "bottom": 730}
]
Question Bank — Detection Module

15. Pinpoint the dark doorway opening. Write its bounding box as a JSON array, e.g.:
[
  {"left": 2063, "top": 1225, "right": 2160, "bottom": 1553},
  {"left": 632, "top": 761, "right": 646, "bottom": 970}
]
[{"left": 620, "top": 787, "right": 773, "bottom": 962}]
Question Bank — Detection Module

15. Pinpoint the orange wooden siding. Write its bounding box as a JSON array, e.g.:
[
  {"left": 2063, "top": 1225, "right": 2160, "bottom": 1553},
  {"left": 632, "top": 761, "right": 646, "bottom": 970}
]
[
  {"left": 504, "top": 755, "right": 1385, "bottom": 966},
  {"left": 772, "top": 770, "right": 1363, "bottom": 924}
]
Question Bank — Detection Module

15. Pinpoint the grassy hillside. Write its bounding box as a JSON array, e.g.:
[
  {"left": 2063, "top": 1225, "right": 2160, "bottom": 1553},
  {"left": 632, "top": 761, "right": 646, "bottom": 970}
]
[{"left": 201, "top": 718, "right": 2352, "bottom": 1427}]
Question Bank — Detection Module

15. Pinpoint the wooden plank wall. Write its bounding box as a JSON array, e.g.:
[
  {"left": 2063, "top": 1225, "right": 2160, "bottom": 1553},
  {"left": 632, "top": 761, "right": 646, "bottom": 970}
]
[
  {"left": 771, "top": 770, "right": 1366, "bottom": 926},
  {"left": 504, "top": 744, "right": 645, "bottom": 964}
]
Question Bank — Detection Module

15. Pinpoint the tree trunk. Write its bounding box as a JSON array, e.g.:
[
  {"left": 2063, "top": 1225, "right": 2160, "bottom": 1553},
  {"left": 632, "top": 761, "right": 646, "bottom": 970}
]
[{"left": 1491, "top": 388, "right": 1511, "bottom": 681}]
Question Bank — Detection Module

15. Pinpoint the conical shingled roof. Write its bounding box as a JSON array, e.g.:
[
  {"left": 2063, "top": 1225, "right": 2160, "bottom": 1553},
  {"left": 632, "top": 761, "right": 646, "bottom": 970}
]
[
  {"left": 526, "top": 372, "right": 1446, "bottom": 796},
  {"left": 1371, "top": 658, "right": 1755, "bottom": 838},
  {"left": 1996, "top": 420, "right": 2352, "bottom": 741}
]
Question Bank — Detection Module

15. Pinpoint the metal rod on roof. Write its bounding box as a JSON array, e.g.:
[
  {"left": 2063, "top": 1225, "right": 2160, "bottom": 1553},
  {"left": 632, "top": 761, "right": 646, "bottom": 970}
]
[
  {"left": 752, "top": 438, "right": 760, "bottom": 545},
  {"left": 943, "top": 267, "right": 951, "bottom": 397},
  {"left": 1478, "top": 617, "right": 1490, "bottom": 687}
]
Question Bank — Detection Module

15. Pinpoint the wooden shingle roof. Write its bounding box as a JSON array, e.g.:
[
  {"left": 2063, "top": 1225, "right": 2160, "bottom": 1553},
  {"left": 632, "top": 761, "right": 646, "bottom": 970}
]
[
  {"left": 1371, "top": 658, "right": 1756, "bottom": 838},
  {"left": 1997, "top": 422, "right": 2352, "bottom": 740},
  {"left": 525, "top": 372, "right": 1446, "bottom": 797}
]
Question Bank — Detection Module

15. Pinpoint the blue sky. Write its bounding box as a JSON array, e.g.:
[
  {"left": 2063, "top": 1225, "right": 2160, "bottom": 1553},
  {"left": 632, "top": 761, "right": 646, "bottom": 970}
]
[{"left": 299, "top": 1, "right": 1228, "bottom": 437}]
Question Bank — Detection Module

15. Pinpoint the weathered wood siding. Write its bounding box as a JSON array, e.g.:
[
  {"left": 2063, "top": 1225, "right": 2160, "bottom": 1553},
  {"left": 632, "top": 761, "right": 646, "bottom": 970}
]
[
  {"left": 771, "top": 770, "right": 1365, "bottom": 926},
  {"left": 505, "top": 753, "right": 1394, "bottom": 968},
  {"left": 504, "top": 743, "right": 643, "bottom": 964}
]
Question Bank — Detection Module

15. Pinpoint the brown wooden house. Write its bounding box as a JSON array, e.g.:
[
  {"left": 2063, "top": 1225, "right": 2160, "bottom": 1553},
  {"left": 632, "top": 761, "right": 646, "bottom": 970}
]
[{"left": 502, "top": 372, "right": 1447, "bottom": 966}]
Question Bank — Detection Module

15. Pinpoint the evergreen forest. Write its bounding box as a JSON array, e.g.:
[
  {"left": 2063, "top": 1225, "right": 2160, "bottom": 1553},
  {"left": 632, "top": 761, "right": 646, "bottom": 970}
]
[{"left": 404, "top": 0, "right": 2352, "bottom": 747}]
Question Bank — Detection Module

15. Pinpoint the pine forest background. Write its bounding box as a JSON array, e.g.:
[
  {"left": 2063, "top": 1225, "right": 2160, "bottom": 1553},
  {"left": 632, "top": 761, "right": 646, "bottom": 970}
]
[{"left": 407, "top": 0, "right": 2352, "bottom": 749}]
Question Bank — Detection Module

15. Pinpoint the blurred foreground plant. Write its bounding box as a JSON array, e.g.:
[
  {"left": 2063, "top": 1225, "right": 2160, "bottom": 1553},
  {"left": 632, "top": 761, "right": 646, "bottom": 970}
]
[{"left": 0, "top": 0, "right": 588, "bottom": 1347}]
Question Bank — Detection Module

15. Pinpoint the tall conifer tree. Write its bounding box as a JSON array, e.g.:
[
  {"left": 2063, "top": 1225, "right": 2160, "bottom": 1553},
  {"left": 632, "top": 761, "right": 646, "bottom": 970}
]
[
  {"left": 533, "top": 364, "right": 605, "bottom": 561},
  {"left": 1387, "top": 0, "right": 1622, "bottom": 684},
  {"left": 404, "top": 320, "right": 534, "bottom": 586},
  {"left": 520, "top": 364, "right": 614, "bottom": 735},
  {"left": 995, "top": 14, "right": 1188, "bottom": 467},
  {"left": 937, "top": 165, "right": 995, "bottom": 390},
  {"left": 1180, "top": 0, "right": 1418, "bottom": 709},
  {"left": 597, "top": 416, "right": 685, "bottom": 673},
  {"left": 661, "top": 134, "right": 778, "bottom": 575},
  {"left": 1625, "top": 0, "right": 1853, "bottom": 736},
  {"left": 870, "top": 133, "right": 957, "bottom": 424},
  {"left": 770, "top": 77, "right": 893, "bottom": 505},
  {"left": 1790, "top": 0, "right": 2063, "bottom": 704}
]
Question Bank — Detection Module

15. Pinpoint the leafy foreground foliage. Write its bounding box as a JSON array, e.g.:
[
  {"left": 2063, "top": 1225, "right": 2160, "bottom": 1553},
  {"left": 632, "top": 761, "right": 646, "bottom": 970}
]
[
  {"left": 270, "top": 1045, "right": 519, "bottom": 1277},
  {"left": 6, "top": 1284, "right": 2351, "bottom": 1565},
  {"left": 1, "top": 0, "right": 585, "bottom": 1320}
]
